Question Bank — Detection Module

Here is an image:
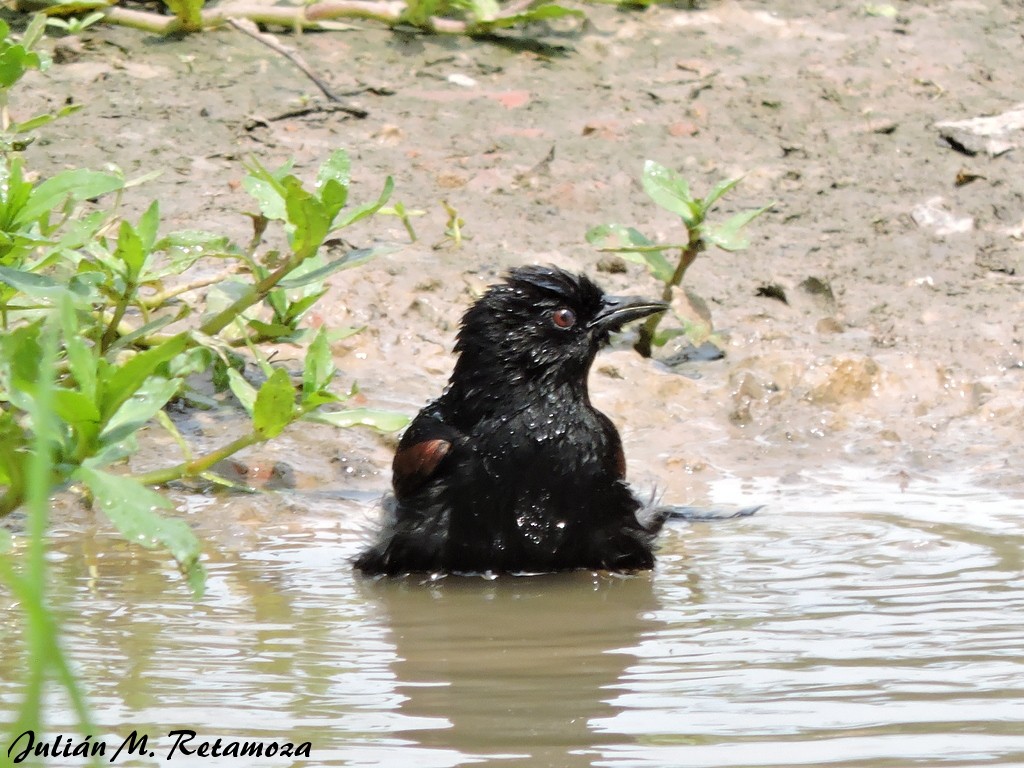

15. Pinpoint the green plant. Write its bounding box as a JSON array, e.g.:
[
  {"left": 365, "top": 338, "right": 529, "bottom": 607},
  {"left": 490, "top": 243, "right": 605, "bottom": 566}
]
[
  {"left": 43, "top": 10, "right": 105, "bottom": 34},
  {"left": 0, "top": 149, "right": 404, "bottom": 547},
  {"left": 0, "top": 16, "right": 82, "bottom": 151},
  {"left": 587, "top": 160, "right": 772, "bottom": 357},
  {"left": 400, "top": 0, "right": 583, "bottom": 34},
  {"left": 380, "top": 200, "right": 425, "bottom": 243},
  {"left": 0, "top": 19, "right": 407, "bottom": 574},
  {"left": 0, "top": 16, "right": 413, "bottom": 763},
  {"left": 0, "top": 307, "right": 99, "bottom": 767},
  {"left": 440, "top": 200, "right": 466, "bottom": 248},
  {"left": 163, "top": 0, "right": 205, "bottom": 32}
]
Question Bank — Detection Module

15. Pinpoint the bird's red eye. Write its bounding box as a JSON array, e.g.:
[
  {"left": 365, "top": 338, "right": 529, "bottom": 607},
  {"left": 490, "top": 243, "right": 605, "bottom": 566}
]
[{"left": 552, "top": 308, "right": 576, "bottom": 329}]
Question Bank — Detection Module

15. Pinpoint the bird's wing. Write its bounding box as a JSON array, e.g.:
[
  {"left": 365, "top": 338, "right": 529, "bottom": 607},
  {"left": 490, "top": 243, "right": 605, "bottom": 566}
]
[{"left": 391, "top": 412, "right": 466, "bottom": 500}]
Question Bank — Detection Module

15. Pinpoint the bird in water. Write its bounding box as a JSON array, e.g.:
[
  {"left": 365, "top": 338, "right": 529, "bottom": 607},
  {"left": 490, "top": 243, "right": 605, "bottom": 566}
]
[{"left": 356, "top": 265, "right": 743, "bottom": 577}]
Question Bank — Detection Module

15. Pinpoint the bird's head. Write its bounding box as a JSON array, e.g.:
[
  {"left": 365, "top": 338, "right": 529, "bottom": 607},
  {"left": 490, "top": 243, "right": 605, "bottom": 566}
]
[{"left": 451, "top": 266, "right": 667, "bottom": 389}]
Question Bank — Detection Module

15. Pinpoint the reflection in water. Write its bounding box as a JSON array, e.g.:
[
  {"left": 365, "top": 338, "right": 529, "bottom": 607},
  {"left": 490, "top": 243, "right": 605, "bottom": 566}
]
[
  {"left": 361, "top": 573, "right": 663, "bottom": 767},
  {"left": 2, "top": 473, "right": 1024, "bottom": 767}
]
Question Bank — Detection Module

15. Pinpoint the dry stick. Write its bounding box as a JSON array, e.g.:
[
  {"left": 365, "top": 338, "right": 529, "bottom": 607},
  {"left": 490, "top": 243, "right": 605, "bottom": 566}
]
[
  {"left": 226, "top": 17, "right": 368, "bottom": 118},
  {"left": 66, "top": 0, "right": 545, "bottom": 36}
]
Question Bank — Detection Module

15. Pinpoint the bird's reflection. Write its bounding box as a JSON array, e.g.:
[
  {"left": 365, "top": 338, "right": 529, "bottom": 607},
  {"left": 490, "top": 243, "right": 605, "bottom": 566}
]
[{"left": 359, "top": 571, "right": 662, "bottom": 767}]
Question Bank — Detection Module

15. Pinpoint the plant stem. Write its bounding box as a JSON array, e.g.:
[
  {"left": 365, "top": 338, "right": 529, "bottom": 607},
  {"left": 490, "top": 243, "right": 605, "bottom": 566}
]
[
  {"left": 634, "top": 228, "right": 704, "bottom": 358},
  {"left": 133, "top": 397, "right": 320, "bottom": 486},
  {"left": 198, "top": 255, "right": 297, "bottom": 337},
  {"left": 140, "top": 270, "right": 236, "bottom": 309},
  {"left": 400, "top": 213, "right": 418, "bottom": 243},
  {"left": 132, "top": 431, "right": 265, "bottom": 487},
  {"left": 100, "top": 280, "right": 135, "bottom": 353}
]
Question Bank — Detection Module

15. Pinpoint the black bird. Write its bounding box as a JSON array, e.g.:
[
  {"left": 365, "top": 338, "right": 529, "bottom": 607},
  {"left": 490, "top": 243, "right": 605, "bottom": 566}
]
[{"left": 355, "top": 265, "right": 672, "bottom": 576}]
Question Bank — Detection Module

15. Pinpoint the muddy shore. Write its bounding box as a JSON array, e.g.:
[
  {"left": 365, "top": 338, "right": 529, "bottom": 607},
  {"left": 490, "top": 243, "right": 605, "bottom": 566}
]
[{"left": 22, "top": 0, "right": 1024, "bottom": 505}]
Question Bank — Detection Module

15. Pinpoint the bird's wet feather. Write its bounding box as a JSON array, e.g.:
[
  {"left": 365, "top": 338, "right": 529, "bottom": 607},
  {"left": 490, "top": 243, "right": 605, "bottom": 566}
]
[{"left": 355, "top": 265, "right": 668, "bottom": 576}]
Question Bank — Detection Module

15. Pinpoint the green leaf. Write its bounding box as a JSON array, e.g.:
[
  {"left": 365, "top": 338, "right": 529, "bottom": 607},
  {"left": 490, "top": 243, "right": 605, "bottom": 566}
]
[
  {"left": 399, "top": 0, "right": 440, "bottom": 26},
  {"left": 246, "top": 319, "right": 298, "bottom": 340},
  {"left": 115, "top": 219, "right": 146, "bottom": 281},
  {"left": 252, "top": 368, "right": 295, "bottom": 439},
  {"left": 242, "top": 159, "right": 293, "bottom": 221},
  {"left": 60, "top": 297, "right": 97, "bottom": 402},
  {"left": 0, "top": 266, "right": 69, "bottom": 302},
  {"left": 122, "top": 168, "right": 163, "bottom": 190},
  {"left": 74, "top": 465, "right": 205, "bottom": 594},
  {"left": 472, "top": 3, "right": 583, "bottom": 30},
  {"left": 146, "top": 229, "right": 231, "bottom": 280},
  {"left": 12, "top": 104, "right": 80, "bottom": 134},
  {"left": 100, "top": 376, "right": 180, "bottom": 445},
  {"left": 636, "top": 251, "right": 676, "bottom": 284},
  {"left": 0, "top": 157, "right": 34, "bottom": 230},
  {"left": 101, "top": 334, "right": 188, "bottom": 422},
  {"left": 52, "top": 389, "right": 101, "bottom": 426},
  {"left": 0, "top": 46, "right": 41, "bottom": 89},
  {"left": 282, "top": 289, "right": 327, "bottom": 324},
  {"left": 285, "top": 181, "right": 331, "bottom": 260},
  {"left": 319, "top": 179, "right": 347, "bottom": 221},
  {"left": 329, "top": 326, "right": 364, "bottom": 342},
  {"left": 703, "top": 203, "right": 773, "bottom": 252},
  {"left": 56, "top": 210, "right": 107, "bottom": 250},
  {"left": 22, "top": 12, "right": 48, "bottom": 50},
  {"left": 470, "top": 0, "right": 500, "bottom": 20},
  {"left": 700, "top": 177, "right": 742, "bottom": 212},
  {"left": 334, "top": 176, "right": 394, "bottom": 230},
  {"left": 307, "top": 407, "right": 410, "bottom": 432},
  {"left": 199, "top": 279, "right": 249, "bottom": 327},
  {"left": 155, "top": 229, "right": 231, "bottom": 252},
  {"left": 0, "top": 322, "right": 42, "bottom": 410},
  {"left": 317, "top": 149, "right": 351, "bottom": 189},
  {"left": 317, "top": 150, "right": 350, "bottom": 219},
  {"left": 585, "top": 225, "right": 676, "bottom": 283},
  {"left": 585, "top": 223, "right": 654, "bottom": 249},
  {"left": 276, "top": 247, "right": 392, "bottom": 290},
  {"left": 136, "top": 201, "right": 161, "bottom": 254},
  {"left": 302, "top": 328, "right": 335, "bottom": 400},
  {"left": 641, "top": 160, "right": 701, "bottom": 228},
  {"left": 166, "top": 345, "right": 214, "bottom": 380},
  {"left": 226, "top": 368, "right": 257, "bottom": 417},
  {"left": 163, "top": 0, "right": 205, "bottom": 28},
  {"left": 16, "top": 169, "right": 124, "bottom": 225},
  {"left": 651, "top": 326, "right": 687, "bottom": 348}
]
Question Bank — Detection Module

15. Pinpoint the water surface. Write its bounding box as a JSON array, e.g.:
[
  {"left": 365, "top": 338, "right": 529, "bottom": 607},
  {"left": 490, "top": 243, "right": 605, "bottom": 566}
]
[{"left": 2, "top": 470, "right": 1023, "bottom": 767}]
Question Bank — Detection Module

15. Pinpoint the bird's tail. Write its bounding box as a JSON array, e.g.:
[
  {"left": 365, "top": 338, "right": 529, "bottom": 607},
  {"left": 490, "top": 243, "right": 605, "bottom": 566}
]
[{"left": 638, "top": 502, "right": 762, "bottom": 534}]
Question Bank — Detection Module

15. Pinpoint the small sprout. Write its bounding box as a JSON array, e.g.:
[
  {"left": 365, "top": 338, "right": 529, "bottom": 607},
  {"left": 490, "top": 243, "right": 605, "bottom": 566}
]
[
  {"left": 440, "top": 200, "right": 466, "bottom": 248},
  {"left": 45, "top": 11, "right": 106, "bottom": 35},
  {"left": 587, "top": 160, "right": 773, "bottom": 358},
  {"left": 380, "top": 200, "right": 426, "bottom": 242}
]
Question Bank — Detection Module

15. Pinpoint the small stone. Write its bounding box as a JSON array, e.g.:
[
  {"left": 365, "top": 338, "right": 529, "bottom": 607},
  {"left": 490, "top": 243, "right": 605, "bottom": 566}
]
[
  {"left": 596, "top": 255, "right": 628, "bottom": 274},
  {"left": 816, "top": 317, "right": 845, "bottom": 334}
]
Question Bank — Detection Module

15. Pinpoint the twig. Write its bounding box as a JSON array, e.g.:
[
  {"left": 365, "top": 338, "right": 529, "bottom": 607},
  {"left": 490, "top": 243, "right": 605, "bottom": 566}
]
[
  {"left": 140, "top": 268, "right": 240, "bottom": 308},
  {"left": 267, "top": 102, "right": 370, "bottom": 121},
  {"left": 17, "top": 0, "right": 568, "bottom": 36},
  {"left": 226, "top": 17, "right": 366, "bottom": 117}
]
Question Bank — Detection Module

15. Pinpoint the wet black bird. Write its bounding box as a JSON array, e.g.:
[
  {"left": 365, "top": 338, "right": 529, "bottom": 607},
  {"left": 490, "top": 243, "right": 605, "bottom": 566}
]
[{"left": 355, "top": 265, "right": 672, "bottom": 576}]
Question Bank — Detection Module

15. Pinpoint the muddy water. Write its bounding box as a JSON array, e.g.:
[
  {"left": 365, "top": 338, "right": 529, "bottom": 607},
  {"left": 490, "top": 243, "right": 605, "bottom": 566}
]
[{"left": 3, "top": 473, "right": 1024, "bottom": 767}]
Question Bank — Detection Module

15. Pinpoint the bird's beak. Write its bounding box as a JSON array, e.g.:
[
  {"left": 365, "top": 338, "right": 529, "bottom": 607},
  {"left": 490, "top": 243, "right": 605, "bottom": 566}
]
[{"left": 588, "top": 295, "right": 668, "bottom": 332}]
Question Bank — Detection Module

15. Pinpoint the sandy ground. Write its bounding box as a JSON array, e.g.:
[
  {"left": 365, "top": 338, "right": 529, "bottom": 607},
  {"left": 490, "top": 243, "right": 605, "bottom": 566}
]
[{"left": 21, "top": 0, "right": 1024, "bottom": 508}]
